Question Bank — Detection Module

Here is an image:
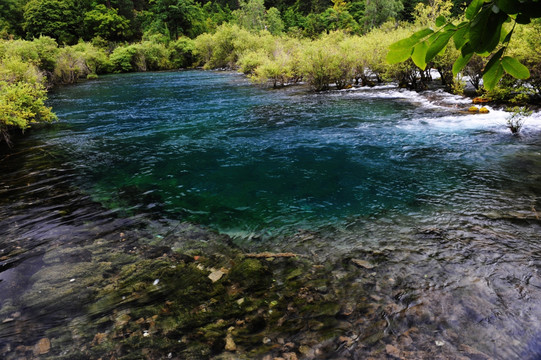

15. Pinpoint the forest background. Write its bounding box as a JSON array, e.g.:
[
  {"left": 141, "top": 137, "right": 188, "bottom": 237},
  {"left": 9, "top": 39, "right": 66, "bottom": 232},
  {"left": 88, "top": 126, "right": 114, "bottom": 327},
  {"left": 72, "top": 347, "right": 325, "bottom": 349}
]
[{"left": 0, "top": 0, "right": 540, "bottom": 143}]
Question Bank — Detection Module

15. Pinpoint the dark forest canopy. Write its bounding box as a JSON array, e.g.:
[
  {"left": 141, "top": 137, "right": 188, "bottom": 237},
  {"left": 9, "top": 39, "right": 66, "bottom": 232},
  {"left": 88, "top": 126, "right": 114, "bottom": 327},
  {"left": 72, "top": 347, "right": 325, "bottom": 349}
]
[{"left": 0, "top": 0, "right": 471, "bottom": 43}]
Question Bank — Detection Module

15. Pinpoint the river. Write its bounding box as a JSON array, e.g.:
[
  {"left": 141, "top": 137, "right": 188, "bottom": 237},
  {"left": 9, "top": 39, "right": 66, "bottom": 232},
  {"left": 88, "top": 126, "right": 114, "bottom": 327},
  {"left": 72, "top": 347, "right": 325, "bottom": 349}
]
[{"left": 1, "top": 70, "right": 541, "bottom": 359}]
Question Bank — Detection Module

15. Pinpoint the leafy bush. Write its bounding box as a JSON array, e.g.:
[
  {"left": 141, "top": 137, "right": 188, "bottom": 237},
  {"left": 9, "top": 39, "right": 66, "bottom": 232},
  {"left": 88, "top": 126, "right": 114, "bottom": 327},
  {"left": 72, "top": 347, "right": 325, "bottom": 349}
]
[
  {"left": 110, "top": 45, "right": 138, "bottom": 72},
  {"left": 0, "top": 81, "right": 56, "bottom": 144},
  {"left": 169, "top": 37, "right": 195, "bottom": 68}
]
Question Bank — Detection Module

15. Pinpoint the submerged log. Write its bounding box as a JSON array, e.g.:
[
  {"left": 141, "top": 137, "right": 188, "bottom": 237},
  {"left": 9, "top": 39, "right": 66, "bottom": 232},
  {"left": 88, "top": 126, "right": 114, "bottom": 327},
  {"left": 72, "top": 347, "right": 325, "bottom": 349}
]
[{"left": 245, "top": 252, "right": 300, "bottom": 258}]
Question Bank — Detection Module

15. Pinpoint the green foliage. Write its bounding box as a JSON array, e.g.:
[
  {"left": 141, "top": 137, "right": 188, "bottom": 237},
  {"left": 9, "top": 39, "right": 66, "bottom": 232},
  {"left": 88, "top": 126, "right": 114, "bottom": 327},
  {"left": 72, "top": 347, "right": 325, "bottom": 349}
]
[
  {"left": 0, "top": 81, "right": 56, "bottom": 135},
  {"left": 23, "top": 0, "right": 83, "bottom": 45},
  {"left": 110, "top": 42, "right": 172, "bottom": 72},
  {"left": 266, "top": 7, "right": 285, "bottom": 35},
  {"left": 83, "top": 4, "right": 132, "bottom": 42},
  {"left": 0, "top": 52, "right": 56, "bottom": 144},
  {"left": 505, "top": 106, "right": 532, "bottom": 134},
  {"left": 148, "top": 0, "right": 206, "bottom": 39},
  {"left": 363, "top": 0, "right": 404, "bottom": 30},
  {"left": 169, "top": 37, "right": 195, "bottom": 68},
  {"left": 234, "top": 0, "right": 266, "bottom": 31},
  {"left": 193, "top": 23, "right": 271, "bottom": 69},
  {"left": 387, "top": 0, "right": 540, "bottom": 90}
]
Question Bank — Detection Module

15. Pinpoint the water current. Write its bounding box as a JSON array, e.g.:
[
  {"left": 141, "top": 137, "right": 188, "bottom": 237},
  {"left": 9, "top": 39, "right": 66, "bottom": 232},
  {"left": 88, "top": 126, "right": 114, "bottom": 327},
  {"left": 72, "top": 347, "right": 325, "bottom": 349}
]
[{"left": 1, "top": 70, "right": 541, "bottom": 359}]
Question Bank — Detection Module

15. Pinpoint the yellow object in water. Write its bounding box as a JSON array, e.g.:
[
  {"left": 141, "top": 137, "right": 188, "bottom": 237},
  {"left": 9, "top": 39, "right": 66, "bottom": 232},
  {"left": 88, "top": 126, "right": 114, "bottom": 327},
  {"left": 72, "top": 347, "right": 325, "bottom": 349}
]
[
  {"left": 479, "top": 107, "right": 490, "bottom": 114},
  {"left": 468, "top": 106, "right": 479, "bottom": 113}
]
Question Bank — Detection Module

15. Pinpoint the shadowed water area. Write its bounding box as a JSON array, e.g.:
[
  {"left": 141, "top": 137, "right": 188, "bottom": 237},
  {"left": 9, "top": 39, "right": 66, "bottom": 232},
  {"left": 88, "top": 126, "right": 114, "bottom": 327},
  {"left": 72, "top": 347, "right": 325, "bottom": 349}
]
[{"left": 1, "top": 70, "right": 541, "bottom": 359}]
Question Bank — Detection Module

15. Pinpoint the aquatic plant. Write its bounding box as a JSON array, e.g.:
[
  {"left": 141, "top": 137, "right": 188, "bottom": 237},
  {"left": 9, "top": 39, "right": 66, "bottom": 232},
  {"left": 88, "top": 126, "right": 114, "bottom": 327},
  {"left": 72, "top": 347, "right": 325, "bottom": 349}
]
[{"left": 506, "top": 106, "right": 532, "bottom": 134}]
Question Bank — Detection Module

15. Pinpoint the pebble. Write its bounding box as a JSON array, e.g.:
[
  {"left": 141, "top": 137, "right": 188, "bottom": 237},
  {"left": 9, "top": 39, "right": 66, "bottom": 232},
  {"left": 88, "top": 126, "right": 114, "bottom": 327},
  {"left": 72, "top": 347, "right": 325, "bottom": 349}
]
[
  {"left": 225, "top": 333, "right": 236, "bottom": 351},
  {"left": 33, "top": 338, "right": 50, "bottom": 356},
  {"left": 283, "top": 352, "right": 298, "bottom": 360},
  {"left": 385, "top": 344, "right": 401, "bottom": 358},
  {"left": 352, "top": 259, "right": 375, "bottom": 269},
  {"left": 208, "top": 269, "right": 225, "bottom": 283}
]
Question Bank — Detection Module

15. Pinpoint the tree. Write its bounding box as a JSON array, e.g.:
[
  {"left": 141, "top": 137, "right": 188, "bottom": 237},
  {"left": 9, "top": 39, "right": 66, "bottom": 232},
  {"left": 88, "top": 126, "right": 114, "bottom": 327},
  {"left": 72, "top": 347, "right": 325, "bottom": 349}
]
[
  {"left": 0, "top": 0, "right": 26, "bottom": 37},
  {"left": 234, "top": 0, "right": 266, "bottom": 31},
  {"left": 84, "top": 4, "right": 132, "bottom": 42},
  {"left": 266, "top": 7, "right": 285, "bottom": 34},
  {"left": 149, "top": 0, "right": 205, "bottom": 39},
  {"left": 363, "top": 0, "right": 404, "bottom": 30},
  {"left": 386, "top": 0, "right": 540, "bottom": 89},
  {"left": 23, "top": 0, "right": 87, "bottom": 44}
]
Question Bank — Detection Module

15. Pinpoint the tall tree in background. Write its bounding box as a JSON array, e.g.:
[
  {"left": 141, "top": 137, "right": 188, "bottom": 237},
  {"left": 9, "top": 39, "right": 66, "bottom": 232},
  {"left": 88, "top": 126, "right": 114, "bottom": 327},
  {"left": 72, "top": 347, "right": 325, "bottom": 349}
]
[
  {"left": 23, "top": 0, "right": 87, "bottom": 44},
  {"left": 149, "top": 0, "right": 205, "bottom": 39},
  {"left": 84, "top": 4, "right": 133, "bottom": 41},
  {"left": 0, "top": 0, "right": 26, "bottom": 37},
  {"left": 234, "top": 0, "right": 266, "bottom": 31},
  {"left": 363, "top": 0, "right": 403, "bottom": 29}
]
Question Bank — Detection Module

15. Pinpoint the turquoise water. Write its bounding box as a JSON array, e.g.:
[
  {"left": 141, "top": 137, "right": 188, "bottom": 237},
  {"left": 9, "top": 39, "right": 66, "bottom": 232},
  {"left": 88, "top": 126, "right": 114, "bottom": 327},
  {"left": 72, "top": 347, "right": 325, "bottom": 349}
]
[
  {"left": 2, "top": 70, "right": 541, "bottom": 359},
  {"left": 45, "top": 71, "right": 541, "bottom": 237}
]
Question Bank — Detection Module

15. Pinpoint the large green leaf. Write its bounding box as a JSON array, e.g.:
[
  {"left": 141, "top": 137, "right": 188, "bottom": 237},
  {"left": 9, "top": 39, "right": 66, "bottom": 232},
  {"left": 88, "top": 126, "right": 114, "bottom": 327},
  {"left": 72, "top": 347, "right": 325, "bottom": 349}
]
[
  {"left": 495, "top": 0, "right": 521, "bottom": 14},
  {"left": 452, "top": 53, "right": 474, "bottom": 76},
  {"left": 483, "top": 48, "right": 505, "bottom": 76},
  {"left": 483, "top": 61, "right": 504, "bottom": 90},
  {"left": 465, "top": 0, "right": 484, "bottom": 20},
  {"left": 425, "top": 30, "right": 455, "bottom": 63},
  {"left": 453, "top": 24, "right": 469, "bottom": 49},
  {"left": 412, "top": 41, "right": 429, "bottom": 70},
  {"left": 501, "top": 56, "right": 530, "bottom": 79},
  {"left": 436, "top": 15, "right": 446, "bottom": 27},
  {"left": 386, "top": 46, "right": 413, "bottom": 64},
  {"left": 389, "top": 28, "right": 434, "bottom": 50},
  {"left": 469, "top": 7, "right": 507, "bottom": 53}
]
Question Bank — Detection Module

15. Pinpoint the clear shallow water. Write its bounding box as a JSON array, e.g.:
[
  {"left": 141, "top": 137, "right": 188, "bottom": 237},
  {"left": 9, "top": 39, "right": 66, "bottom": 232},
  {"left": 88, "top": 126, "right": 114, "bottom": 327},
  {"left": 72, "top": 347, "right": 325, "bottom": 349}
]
[
  {"left": 1, "top": 71, "right": 541, "bottom": 359},
  {"left": 43, "top": 71, "right": 541, "bottom": 237}
]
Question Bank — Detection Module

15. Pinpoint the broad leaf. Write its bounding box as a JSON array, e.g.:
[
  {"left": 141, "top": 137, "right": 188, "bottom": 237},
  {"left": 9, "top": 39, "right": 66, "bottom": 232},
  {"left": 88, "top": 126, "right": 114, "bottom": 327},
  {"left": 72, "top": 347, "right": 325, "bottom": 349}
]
[
  {"left": 389, "top": 28, "right": 433, "bottom": 50},
  {"left": 452, "top": 53, "right": 474, "bottom": 76},
  {"left": 453, "top": 25, "right": 469, "bottom": 49},
  {"left": 501, "top": 56, "right": 530, "bottom": 79},
  {"left": 425, "top": 30, "right": 455, "bottom": 63},
  {"left": 483, "top": 61, "right": 504, "bottom": 90},
  {"left": 461, "top": 42, "right": 474, "bottom": 57},
  {"left": 470, "top": 7, "right": 508, "bottom": 52},
  {"left": 495, "top": 0, "right": 521, "bottom": 14},
  {"left": 386, "top": 46, "right": 413, "bottom": 64},
  {"left": 483, "top": 48, "right": 505, "bottom": 76},
  {"left": 412, "top": 41, "right": 429, "bottom": 70},
  {"left": 466, "top": 0, "right": 484, "bottom": 20},
  {"left": 436, "top": 16, "right": 446, "bottom": 27}
]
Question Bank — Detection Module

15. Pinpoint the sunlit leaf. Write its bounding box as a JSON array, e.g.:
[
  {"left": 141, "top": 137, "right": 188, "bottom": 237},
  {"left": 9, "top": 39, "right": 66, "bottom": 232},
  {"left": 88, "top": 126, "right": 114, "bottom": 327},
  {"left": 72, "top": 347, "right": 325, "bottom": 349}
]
[
  {"left": 425, "top": 30, "right": 454, "bottom": 63},
  {"left": 452, "top": 53, "right": 473, "bottom": 76},
  {"left": 501, "top": 56, "right": 530, "bottom": 79},
  {"left": 483, "top": 48, "right": 505, "bottom": 76},
  {"left": 436, "top": 16, "right": 446, "bottom": 27},
  {"left": 389, "top": 28, "right": 434, "bottom": 50},
  {"left": 386, "top": 46, "right": 413, "bottom": 64},
  {"left": 412, "top": 41, "right": 429, "bottom": 70},
  {"left": 466, "top": 0, "right": 484, "bottom": 20}
]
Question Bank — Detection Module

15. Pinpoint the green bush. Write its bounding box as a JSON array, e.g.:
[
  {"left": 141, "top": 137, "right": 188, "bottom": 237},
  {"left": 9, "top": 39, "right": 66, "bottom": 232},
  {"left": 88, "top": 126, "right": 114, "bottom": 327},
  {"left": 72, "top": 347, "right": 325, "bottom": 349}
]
[
  {"left": 169, "top": 37, "right": 195, "bottom": 68},
  {"left": 110, "top": 45, "right": 138, "bottom": 72},
  {"left": 0, "top": 81, "right": 56, "bottom": 144}
]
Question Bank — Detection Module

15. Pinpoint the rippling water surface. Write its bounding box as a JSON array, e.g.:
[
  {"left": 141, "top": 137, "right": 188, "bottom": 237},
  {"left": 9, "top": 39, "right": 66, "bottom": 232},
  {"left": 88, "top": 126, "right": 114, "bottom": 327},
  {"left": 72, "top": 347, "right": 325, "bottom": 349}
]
[{"left": 1, "top": 71, "right": 541, "bottom": 359}]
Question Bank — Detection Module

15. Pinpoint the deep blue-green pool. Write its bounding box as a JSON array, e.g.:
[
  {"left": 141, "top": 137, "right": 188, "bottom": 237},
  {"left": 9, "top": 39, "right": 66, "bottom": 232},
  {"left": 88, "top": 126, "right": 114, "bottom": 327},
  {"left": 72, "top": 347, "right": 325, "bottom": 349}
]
[{"left": 44, "top": 71, "right": 541, "bottom": 237}]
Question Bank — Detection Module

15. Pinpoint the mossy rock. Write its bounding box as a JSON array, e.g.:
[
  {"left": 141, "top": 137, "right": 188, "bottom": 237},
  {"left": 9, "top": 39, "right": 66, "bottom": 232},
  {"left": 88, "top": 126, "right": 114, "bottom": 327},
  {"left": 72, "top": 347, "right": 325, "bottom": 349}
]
[{"left": 228, "top": 258, "right": 272, "bottom": 291}]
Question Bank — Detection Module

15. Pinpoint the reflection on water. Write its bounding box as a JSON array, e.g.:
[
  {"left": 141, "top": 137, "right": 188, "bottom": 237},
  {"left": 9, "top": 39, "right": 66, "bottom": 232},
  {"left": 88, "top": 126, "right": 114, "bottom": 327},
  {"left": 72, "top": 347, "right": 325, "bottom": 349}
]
[{"left": 1, "top": 71, "right": 541, "bottom": 359}]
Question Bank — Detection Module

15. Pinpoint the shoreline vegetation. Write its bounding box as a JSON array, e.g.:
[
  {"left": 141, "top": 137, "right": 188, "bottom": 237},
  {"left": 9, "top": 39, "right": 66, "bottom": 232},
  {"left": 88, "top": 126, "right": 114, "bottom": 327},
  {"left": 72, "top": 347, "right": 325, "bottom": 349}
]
[{"left": 0, "top": 0, "right": 540, "bottom": 146}]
